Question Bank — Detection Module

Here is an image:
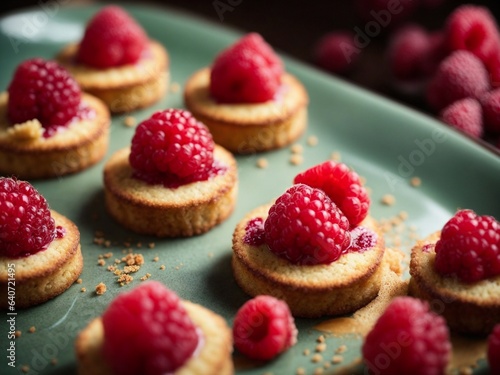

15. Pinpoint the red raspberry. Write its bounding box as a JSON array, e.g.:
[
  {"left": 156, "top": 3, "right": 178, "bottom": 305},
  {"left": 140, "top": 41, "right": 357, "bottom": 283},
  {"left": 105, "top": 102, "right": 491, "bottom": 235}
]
[
  {"left": 313, "top": 32, "right": 358, "bottom": 74},
  {"left": 129, "top": 109, "right": 215, "bottom": 183},
  {"left": 77, "top": 6, "right": 148, "bottom": 68},
  {"left": 210, "top": 33, "right": 283, "bottom": 103},
  {"left": 233, "top": 295, "right": 297, "bottom": 361},
  {"left": 481, "top": 89, "right": 500, "bottom": 133},
  {"left": 488, "top": 324, "right": 500, "bottom": 374},
  {"left": 102, "top": 281, "right": 199, "bottom": 375},
  {"left": 362, "top": 296, "right": 451, "bottom": 375},
  {"left": 0, "top": 177, "right": 55, "bottom": 258},
  {"left": 7, "top": 58, "right": 81, "bottom": 129},
  {"left": 426, "top": 50, "right": 490, "bottom": 111},
  {"left": 487, "top": 50, "right": 500, "bottom": 88},
  {"left": 440, "top": 98, "right": 483, "bottom": 138},
  {"left": 264, "top": 184, "right": 351, "bottom": 265},
  {"left": 434, "top": 209, "right": 500, "bottom": 283},
  {"left": 293, "top": 161, "right": 369, "bottom": 228},
  {"left": 445, "top": 5, "right": 500, "bottom": 64}
]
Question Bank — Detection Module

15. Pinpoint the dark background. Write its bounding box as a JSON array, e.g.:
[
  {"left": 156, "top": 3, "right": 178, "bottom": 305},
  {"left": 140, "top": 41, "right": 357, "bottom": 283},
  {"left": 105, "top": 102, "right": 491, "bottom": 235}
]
[{"left": 1, "top": 0, "right": 499, "bottom": 151}]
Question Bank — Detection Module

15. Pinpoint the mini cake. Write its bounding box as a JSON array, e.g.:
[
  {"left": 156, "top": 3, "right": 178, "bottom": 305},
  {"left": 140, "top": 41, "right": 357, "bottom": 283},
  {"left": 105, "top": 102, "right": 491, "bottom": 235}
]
[
  {"left": 409, "top": 209, "right": 500, "bottom": 335},
  {"left": 57, "top": 6, "right": 169, "bottom": 113},
  {"left": 232, "top": 161, "right": 387, "bottom": 317},
  {"left": 103, "top": 109, "right": 237, "bottom": 237},
  {"left": 184, "top": 33, "right": 308, "bottom": 153},
  {"left": 75, "top": 281, "right": 233, "bottom": 375},
  {"left": 0, "top": 58, "right": 110, "bottom": 179},
  {"left": 0, "top": 178, "right": 82, "bottom": 308}
]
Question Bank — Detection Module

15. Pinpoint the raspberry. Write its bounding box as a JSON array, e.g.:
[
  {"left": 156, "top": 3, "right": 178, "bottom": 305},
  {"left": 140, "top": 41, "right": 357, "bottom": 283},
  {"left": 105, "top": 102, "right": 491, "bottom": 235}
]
[
  {"left": 129, "top": 109, "right": 215, "bottom": 183},
  {"left": 264, "top": 184, "right": 351, "bottom": 265},
  {"left": 487, "top": 50, "right": 500, "bottom": 88},
  {"left": 210, "top": 33, "right": 283, "bottom": 103},
  {"left": 293, "top": 161, "right": 369, "bottom": 227},
  {"left": 233, "top": 295, "right": 297, "bottom": 361},
  {"left": 440, "top": 98, "right": 483, "bottom": 138},
  {"left": 0, "top": 177, "right": 55, "bottom": 258},
  {"left": 426, "top": 50, "right": 490, "bottom": 111},
  {"left": 77, "top": 6, "right": 148, "bottom": 68},
  {"left": 481, "top": 89, "right": 500, "bottom": 133},
  {"left": 102, "top": 281, "right": 199, "bottom": 375},
  {"left": 313, "top": 32, "right": 358, "bottom": 74},
  {"left": 488, "top": 324, "right": 500, "bottom": 374},
  {"left": 7, "top": 58, "right": 81, "bottom": 129},
  {"left": 445, "top": 5, "right": 500, "bottom": 64},
  {"left": 434, "top": 209, "right": 500, "bottom": 283},
  {"left": 362, "top": 296, "right": 451, "bottom": 375}
]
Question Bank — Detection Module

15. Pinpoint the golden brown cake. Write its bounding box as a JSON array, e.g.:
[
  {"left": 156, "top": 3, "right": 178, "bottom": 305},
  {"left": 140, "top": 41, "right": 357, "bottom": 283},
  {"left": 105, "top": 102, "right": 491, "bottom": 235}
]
[
  {"left": 184, "top": 68, "right": 308, "bottom": 153},
  {"left": 57, "top": 41, "right": 169, "bottom": 113},
  {"left": 0, "top": 92, "right": 110, "bottom": 179},
  {"left": 75, "top": 300, "right": 233, "bottom": 375},
  {"left": 0, "top": 210, "right": 83, "bottom": 308},
  {"left": 232, "top": 204, "right": 387, "bottom": 318},
  {"left": 409, "top": 231, "right": 500, "bottom": 335},
  {"left": 103, "top": 145, "right": 238, "bottom": 237}
]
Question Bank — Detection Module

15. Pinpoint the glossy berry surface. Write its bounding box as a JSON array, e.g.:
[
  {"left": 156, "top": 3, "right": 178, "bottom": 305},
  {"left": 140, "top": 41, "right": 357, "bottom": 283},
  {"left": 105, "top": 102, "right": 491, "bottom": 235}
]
[
  {"left": 0, "top": 177, "right": 55, "bottom": 258},
  {"left": 488, "top": 324, "right": 500, "bottom": 374},
  {"left": 210, "top": 33, "right": 283, "bottom": 103},
  {"left": 102, "top": 281, "right": 199, "bottom": 375},
  {"left": 440, "top": 98, "right": 483, "bottom": 138},
  {"left": 233, "top": 295, "right": 297, "bottom": 361},
  {"left": 434, "top": 209, "right": 500, "bottom": 283},
  {"left": 130, "top": 109, "right": 215, "bottom": 184},
  {"left": 7, "top": 58, "right": 81, "bottom": 129},
  {"left": 77, "top": 5, "right": 148, "bottom": 68},
  {"left": 294, "top": 161, "right": 370, "bottom": 227},
  {"left": 362, "top": 296, "right": 451, "bottom": 375},
  {"left": 426, "top": 50, "right": 490, "bottom": 111},
  {"left": 264, "top": 184, "right": 351, "bottom": 265}
]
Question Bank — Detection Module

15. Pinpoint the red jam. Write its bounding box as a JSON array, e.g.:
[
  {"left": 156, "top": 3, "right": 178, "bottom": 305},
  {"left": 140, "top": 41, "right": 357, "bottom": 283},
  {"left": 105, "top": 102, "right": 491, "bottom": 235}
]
[
  {"left": 243, "top": 217, "right": 266, "bottom": 246},
  {"left": 55, "top": 226, "right": 66, "bottom": 239},
  {"left": 43, "top": 103, "right": 96, "bottom": 138},
  {"left": 422, "top": 244, "right": 434, "bottom": 253},
  {"left": 347, "top": 226, "right": 377, "bottom": 253}
]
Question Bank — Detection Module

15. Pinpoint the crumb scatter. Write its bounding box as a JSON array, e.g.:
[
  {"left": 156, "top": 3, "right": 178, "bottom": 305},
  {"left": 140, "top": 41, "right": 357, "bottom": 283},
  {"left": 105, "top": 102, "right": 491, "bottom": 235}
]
[{"left": 95, "top": 282, "right": 107, "bottom": 295}]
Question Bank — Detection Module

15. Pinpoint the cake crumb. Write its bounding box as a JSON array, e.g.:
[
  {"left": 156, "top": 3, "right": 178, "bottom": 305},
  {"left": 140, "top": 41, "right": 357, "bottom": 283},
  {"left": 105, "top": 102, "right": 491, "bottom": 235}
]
[
  {"left": 21, "top": 365, "right": 29, "bottom": 373},
  {"left": 117, "top": 274, "right": 134, "bottom": 286},
  {"left": 123, "top": 116, "right": 137, "bottom": 127},
  {"left": 313, "top": 368, "right": 324, "bottom": 375},
  {"left": 296, "top": 368, "right": 306, "bottom": 375},
  {"left": 7, "top": 119, "right": 43, "bottom": 141},
  {"left": 256, "top": 158, "right": 268, "bottom": 169},
  {"left": 104, "top": 240, "right": 111, "bottom": 248},
  {"left": 123, "top": 265, "right": 141, "bottom": 274},
  {"left": 76, "top": 278, "right": 83, "bottom": 284},
  {"left": 290, "top": 154, "right": 303, "bottom": 166},
  {"left": 336, "top": 344, "right": 347, "bottom": 354},
  {"left": 15, "top": 330, "right": 21, "bottom": 338},
  {"left": 97, "top": 259, "right": 106, "bottom": 266},
  {"left": 160, "top": 265, "right": 166, "bottom": 270},
  {"left": 50, "top": 358, "right": 58, "bottom": 366},
  {"left": 323, "top": 361, "right": 331, "bottom": 369},
  {"left": 312, "top": 353, "right": 323, "bottom": 363},
  {"left": 459, "top": 367, "right": 473, "bottom": 375},
  {"left": 316, "top": 343, "right": 327, "bottom": 352},
  {"left": 28, "top": 326, "right": 36, "bottom": 333},
  {"left": 330, "top": 151, "right": 341, "bottom": 161},
  {"left": 303, "top": 349, "right": 311, "bottom": 356},
  {"left": 148, "top": 242, "right": 156, "bottom": 249},
  {"left": 381, "top": 194, "right": 396, "bottom": 206},
  {"left": 153, "top": 256, "right": 159, "bottom": 262},
  {"left": 291, "top": 143, "right": 304, "bottom": 154},
  {"left": 137, "top": 242, "right": 142, "bottom": 248},
  {"left": 107, "top": 265, "right": 116, "bottom": 272},
  {"left": 81, "top": 288, "right": 87, "bottom": 293},
  {"left": 103, "top": 252, "right": 113, "bottom": 259},
  {"left": 307, "top": 135, "right": 318, "bottom": 146},
  {"left": 140, "top": 273, "right": 152, "bottom": 281},
  {"left": 95, "top": 282, "right": 107, "bottom": 295},
  {"left": 332, "top": 355, "right": 343, "bottom": 364},
  {"left": 170, "top": 82, "right": 180, "bottom": 93},
  {"left": 316, "top": 334, "right": 325, "bottom": 343},
  {"left": 410, "top": 176, "right": 422, "bottom": 187},
  {"left": 207, "top": 252, "right": 214, "bottom": 258}
]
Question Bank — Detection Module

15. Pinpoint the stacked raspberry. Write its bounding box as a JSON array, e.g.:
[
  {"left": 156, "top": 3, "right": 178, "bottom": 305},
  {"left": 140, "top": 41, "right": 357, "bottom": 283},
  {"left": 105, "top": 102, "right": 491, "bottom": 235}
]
[{"left": 263, "top": 161, "right": 370, "bottom": 265}]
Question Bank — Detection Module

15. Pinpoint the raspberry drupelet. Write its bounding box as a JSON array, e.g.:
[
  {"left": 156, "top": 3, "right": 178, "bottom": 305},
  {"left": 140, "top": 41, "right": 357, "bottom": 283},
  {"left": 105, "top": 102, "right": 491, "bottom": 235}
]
[
  {"left": 233, "top": 295, "right": 297, "bottom": 361},
  {"left": 362, "top": 296, "right": 451, "bottom": 375},
  {"left": 440, "top": 98, "right": 483, "bottom": 138}
]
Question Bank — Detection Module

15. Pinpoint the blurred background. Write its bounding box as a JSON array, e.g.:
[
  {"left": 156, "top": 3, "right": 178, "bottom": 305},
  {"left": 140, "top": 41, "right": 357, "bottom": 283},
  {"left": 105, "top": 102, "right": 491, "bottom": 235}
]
[{"left": 1, "top": 0, "right": 499, "bottom": 152}]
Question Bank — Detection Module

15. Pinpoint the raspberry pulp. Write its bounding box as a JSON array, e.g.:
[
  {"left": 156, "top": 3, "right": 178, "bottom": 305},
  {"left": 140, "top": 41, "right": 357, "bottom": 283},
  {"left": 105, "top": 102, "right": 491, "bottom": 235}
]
[
  {"left": 293, "top": 161, "right": 370, "bottom": 227},
  {"left": 210, "top": 33, "right": 283, "bottom": 103},
  {"left": 0, "top": 178, "right": 55, "bottom": 258},
  {"left": 426, "top": 50, "right": 490, "bottom": 111},
  {"left": 440, "top": 98, "right": 483, "bottom": 138},
  {"left": 488, "top": 324, "right": 500, "bottom": 374},
  {"left": 445, "top": 5, "right": 500, "bottom": 64},
  {"left": 362, "top": 296, "right": 451, "bottom": 375},
  {"left": 77, "top": 6, "right": 148, "bottom": 68},
  {"left": 7, "top": 58, "right": 81, "bottom": 131},
  {"left": 102, "top": 281, "right": 199, "bottom": 375},
  {"left": 349, "top": 226, "right": 377, "bottom": 253},
  {"left": 129, "top": 109, "right": 217, "bottom": 186},
  {"left": 264, "top": 184, "right": 351, "bottom": 265},
  {"left": 233, "top": 295, "right": 297, "bottom": 361},
  {"left": 244, "top": 217, "right": 265, "bottom": 246},
  {"left": 434, "top": 209, "right": 500, "bottom": 283},
  {"left": 313, "top": 32, "right": 358, "bottom": 74}
]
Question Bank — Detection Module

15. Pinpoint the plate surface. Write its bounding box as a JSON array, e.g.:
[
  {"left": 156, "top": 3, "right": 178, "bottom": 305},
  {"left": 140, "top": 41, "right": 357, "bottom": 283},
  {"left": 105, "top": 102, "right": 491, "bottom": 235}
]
[{"left": 0, "top": 4, "right": 499, "bottom": 375}]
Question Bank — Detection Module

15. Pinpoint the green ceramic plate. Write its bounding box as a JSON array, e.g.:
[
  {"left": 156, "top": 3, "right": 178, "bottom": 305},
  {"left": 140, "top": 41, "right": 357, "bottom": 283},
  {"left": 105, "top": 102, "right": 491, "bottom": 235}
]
[{"left": 0, "top": 4, "right": 499, "bottom": 375}]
